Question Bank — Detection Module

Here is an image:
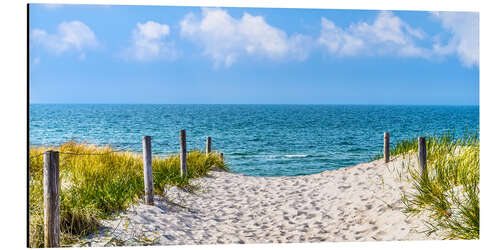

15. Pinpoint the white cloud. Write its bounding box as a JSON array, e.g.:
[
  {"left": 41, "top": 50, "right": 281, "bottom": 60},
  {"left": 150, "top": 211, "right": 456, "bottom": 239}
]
[
  {"left": 123, "top": 21, "right": 178, "bottom": 61},
  {"left": 41, "top": 4, "right": 64, "bottom": 9},
  {"left": 318, "top": 11, "right": 431, "bottom": 58},
  {"left": 180, "top": 8, "right": 312, "bottom": 67},
  {"left": 431, "top": 12, "right": 479, "bottom": 68},
  {"left": 31, "top": 21, "right": 98, "bottom": 58}
]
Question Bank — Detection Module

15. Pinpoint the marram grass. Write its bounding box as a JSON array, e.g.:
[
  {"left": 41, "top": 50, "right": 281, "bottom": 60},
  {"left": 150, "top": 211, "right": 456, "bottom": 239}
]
[
  {"left": 28, "top": 141, "right": 228, "bottom": 248},
  {"left": 391, "top": 131, "right": 479, "bottom": 240}
]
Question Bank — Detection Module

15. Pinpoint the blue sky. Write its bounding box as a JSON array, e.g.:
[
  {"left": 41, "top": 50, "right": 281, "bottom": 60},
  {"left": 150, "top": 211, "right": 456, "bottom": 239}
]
[{"left": 29, "top": 4, "right": 479, "bottom": 105}]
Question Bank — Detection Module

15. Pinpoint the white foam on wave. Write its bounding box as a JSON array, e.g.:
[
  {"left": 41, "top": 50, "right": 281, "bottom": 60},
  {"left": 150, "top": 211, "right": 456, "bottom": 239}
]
[
  {"left": 284, "top": 154, "right": 308, "bottom": 158},
  {"left": 260, "top": 154, "right": 310, "bottom": 159}
]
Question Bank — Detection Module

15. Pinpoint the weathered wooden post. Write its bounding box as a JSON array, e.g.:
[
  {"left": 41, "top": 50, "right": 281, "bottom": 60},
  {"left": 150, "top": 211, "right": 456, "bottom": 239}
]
[
  {"left": 142, "top": 136, "right": 154, "bottom": 205},
  {"left": 384, "top": 132, "right": 390, "bottom": 163},
  {"left": 180, "top": 130, "right": 187, "bottom": 177},
  {"left": 206, "top": 136, "right": 212, "bottom": 155},
  {"left": 43, "top": 150, "right": 60, "bottom": 248},
  {"left": 418, "top": 137, "right": 427, "bottom": 176}
]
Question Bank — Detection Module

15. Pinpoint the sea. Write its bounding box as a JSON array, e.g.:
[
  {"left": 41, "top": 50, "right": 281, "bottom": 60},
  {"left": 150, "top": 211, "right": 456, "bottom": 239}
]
[{"left": 29, "top": 104, "right": 479, "bottom": 177}]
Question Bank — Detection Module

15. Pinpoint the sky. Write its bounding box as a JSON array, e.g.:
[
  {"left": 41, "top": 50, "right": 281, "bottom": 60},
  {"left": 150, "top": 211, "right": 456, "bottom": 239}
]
[{"left": 28, "top": 4, "right": 479, "bottom": 105}]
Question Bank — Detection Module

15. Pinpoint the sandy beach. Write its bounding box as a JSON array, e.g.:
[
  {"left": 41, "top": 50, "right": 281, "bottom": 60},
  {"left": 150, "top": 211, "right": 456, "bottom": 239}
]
[{"left": 79, "top": 154, "right": 442, "bottom": 246}]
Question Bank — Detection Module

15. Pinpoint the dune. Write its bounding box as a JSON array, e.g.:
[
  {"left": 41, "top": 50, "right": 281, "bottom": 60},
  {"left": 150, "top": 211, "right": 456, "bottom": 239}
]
[{"left": 80, "top": 154, "right": 443, "bottom": 246}]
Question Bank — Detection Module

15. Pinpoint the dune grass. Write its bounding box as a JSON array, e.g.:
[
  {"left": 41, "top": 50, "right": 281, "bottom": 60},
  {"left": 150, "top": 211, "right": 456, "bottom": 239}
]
[
  {"left": 28, "top": 141, "right": 228, "bottom": 248},
  {"left": 389, "top": 131, "right": 479, "bottom": 239}
]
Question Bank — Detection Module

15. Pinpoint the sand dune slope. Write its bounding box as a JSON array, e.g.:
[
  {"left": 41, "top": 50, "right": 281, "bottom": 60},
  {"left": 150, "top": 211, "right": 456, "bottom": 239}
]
[{"left": 81, "top": 155, "right": 442, "bottom": 246}]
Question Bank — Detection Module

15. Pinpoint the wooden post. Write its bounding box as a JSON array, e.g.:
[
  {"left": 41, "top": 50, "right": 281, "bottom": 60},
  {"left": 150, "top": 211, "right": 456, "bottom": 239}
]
[
  {"left": 142, "top": 136, "right": 154, "bottom": 205},
  {"left": 384, "top": 132, "right": 390, "bottom": 163},
  {"left": 43, "top": 151, "right": 60, "bottom": 248},
  {"left": 418, "top": 137, "right": 427, "bottom": 176},
  {"left": 180, "top": 130, "right": 187, "bottom": 177},
  {"left": 206, "top": 137, "right": 212, "bottom": 155}
]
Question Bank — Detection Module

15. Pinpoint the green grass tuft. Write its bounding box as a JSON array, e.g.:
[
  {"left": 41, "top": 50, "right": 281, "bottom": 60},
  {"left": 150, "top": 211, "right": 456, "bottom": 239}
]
[
  {"left": 393, "top": 132, "right": 479, "bottom": 239},
  {"left": 28, "top": 141, "right": 228, "bottom": 247}
]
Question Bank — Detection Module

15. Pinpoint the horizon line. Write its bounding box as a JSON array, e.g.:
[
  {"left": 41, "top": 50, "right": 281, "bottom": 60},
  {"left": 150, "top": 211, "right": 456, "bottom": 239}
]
[{"left": 28, "top": 103, "right": 480, "bottom": 106}]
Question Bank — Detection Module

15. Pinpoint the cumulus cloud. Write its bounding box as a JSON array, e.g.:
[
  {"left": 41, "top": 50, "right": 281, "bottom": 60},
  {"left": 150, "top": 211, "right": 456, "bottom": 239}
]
[
  {"left": 431, "top": 12, "right": 479, "bottom": 67},
  {"left": 41, "top": 4, "right": 64, "bottom": 9},
  {"left": 180, "top": 8, "right": 312, "bottom": 67},
  {"left": 122, "top": 21, "right": 178, "bottom": 61},
  {"left": 30, "top": 21, "right": 98, "bottom": 58},
  {"left": 318, "top": 11, "right": 430, "bottom": 58}
]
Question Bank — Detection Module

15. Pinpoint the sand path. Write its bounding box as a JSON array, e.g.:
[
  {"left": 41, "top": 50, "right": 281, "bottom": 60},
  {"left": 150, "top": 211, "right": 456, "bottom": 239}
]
[{"left": 81, "top": 155, "right": 441, "bottom": 246}]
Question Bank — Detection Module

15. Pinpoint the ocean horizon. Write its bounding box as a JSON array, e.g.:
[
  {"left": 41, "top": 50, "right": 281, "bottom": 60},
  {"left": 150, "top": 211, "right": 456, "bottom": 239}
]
[{"left": 29, "top": 104, "right": 479, "bottom": 176}]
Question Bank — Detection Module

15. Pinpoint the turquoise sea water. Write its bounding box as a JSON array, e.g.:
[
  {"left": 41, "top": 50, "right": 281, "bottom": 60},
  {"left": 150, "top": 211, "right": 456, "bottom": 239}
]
[{"left": 29, "top": 104, "right": 479, "bottom": 176}]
